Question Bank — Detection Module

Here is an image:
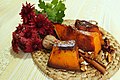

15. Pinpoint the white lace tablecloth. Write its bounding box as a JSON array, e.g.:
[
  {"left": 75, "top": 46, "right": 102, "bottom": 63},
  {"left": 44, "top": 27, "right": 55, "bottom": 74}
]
[{"left": 0, "top": 0, "right": 120, "bottom": 80}]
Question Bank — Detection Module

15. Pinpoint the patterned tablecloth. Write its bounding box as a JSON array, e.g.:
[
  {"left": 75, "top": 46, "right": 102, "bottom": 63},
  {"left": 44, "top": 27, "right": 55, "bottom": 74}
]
[{"left": 0, "top": 0, "right": 120, "bottom": 80}]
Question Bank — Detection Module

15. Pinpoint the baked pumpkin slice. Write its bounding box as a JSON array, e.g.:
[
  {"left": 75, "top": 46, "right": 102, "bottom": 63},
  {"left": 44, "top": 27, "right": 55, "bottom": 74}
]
[
  {"left": 48, "top": 40, "right": 80, "bottom": 71},
  {"left": 76, "top": 30, "right": 101, "bottom": 58},
  {"left": 75, "top": 20, "right": 104, "bottom": 45}
]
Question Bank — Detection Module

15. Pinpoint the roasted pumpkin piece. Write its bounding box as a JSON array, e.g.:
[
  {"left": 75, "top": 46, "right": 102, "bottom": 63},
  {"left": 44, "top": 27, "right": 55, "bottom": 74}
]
[
  {"left": 76, "top": 31, "right": 101, "bottom": 58},
  {"left": 75, "top": 20, "right": 104, "bottom": 45},
  {"left": 48, "top": 40, "right": 80, "bottom": 70}
]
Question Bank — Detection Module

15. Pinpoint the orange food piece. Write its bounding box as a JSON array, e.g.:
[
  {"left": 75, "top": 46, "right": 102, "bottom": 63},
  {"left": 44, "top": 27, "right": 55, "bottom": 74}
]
[
  {"left": 75, "top": 20, "right": 104, "bottom": 45},
  {"left": 54, "top": 24, "right": 76, "bottom": 40},
  {"left": 76, "top": 31, "right": 101, "bottom": 58},
  {"left": 48, "top": 46, "right": 80, "bottom": 70},
  {"left": 54, "top": 24, "right": 101, "bottom": 58}
]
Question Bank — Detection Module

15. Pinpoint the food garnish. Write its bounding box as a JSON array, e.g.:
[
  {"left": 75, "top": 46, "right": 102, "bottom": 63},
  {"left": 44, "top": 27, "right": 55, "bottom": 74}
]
[
  {"left": 78, "top": 49, "right": 106, "bottom": 74},
  {"left": 36, "top": 0, "right": 66, "bottom": 23},
  {"left": 80, "top": 64, "right": 87, "bottom": 72},
  {"left": 102, "top": 37, "right": 115, "bottom": 53}
]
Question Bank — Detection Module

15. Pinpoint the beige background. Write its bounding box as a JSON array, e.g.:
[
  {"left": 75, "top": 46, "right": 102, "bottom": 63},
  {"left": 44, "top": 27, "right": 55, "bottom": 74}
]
[{"left": 0, "top": 0, "right": 120, "bottom": 80}]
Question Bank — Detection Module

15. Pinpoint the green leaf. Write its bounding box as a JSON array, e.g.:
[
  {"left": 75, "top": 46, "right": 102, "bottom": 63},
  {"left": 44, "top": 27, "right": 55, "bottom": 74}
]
[
  {"left": 56, "top": 11, "right": 65, "bottom": 23},
  {"left": 53, "top": 1, "right": 66, "bottom": 13},
  {"left": 46, "top": 3, "right": 53, "bottom": 8},
  {"left": 45, "top": 8, "right": 56, "bottom": 21},
  {"left": 38, "top": 0, "right": 46, "bottom": 9},
  {"left": 51, "top": 0, "right": 58, "bottom": 5},
  {"left": 57, "top": 11, "right": 65, "bottom": 18},
  {"left": 37, "top": 0, "right": 66, "bottom": 23},
  {"left": 58, "top": 1, "right": 66, "bottom": 11},
  {"left": 35, "top": 9, "right": 41, "bottom": 15}
]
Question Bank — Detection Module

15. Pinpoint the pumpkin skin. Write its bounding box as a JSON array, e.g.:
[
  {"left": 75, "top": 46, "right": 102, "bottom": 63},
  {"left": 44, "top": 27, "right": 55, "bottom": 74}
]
[
  {"left": 48, "top": 46, "right": 80, "bottom": 70},
  {"left": 54, "top": 23, "right": 101, "bottom": 58}
]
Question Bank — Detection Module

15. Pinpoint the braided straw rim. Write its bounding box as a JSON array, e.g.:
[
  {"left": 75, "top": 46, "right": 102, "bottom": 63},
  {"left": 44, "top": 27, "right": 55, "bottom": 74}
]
[{"left": 32, "top": 20, "right": 120, "bottom": 80}]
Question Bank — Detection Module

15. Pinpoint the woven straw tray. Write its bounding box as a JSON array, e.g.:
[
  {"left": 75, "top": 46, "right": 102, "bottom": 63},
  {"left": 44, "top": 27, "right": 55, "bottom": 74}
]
[{"left": 31, "top": 20, "right": 120, "bottom": 80}]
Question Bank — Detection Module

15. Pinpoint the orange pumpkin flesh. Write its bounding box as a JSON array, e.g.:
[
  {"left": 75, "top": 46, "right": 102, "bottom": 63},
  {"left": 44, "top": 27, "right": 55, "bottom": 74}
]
[
  {"left": 48, "top": 46, "right": 80, "bottom": 70},
  {"left": 76, "top": 31, "right": 101, "bottom": 58},
  {"left": 77, "top": 25, "right": 104, "bottom": 45},
  {"left": 54, "top": 24, "right": 76, "bottom": 40}
]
